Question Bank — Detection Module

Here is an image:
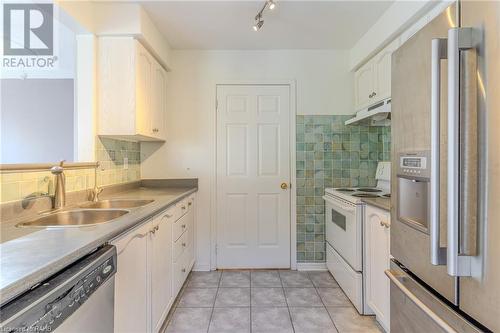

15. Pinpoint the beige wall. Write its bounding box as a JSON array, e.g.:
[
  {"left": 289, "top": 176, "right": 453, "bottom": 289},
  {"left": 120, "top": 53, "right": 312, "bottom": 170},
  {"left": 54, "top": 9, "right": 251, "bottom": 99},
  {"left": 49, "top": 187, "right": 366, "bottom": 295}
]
[{"left": 141, "top": 49, "right": 353, "bottom": 270}]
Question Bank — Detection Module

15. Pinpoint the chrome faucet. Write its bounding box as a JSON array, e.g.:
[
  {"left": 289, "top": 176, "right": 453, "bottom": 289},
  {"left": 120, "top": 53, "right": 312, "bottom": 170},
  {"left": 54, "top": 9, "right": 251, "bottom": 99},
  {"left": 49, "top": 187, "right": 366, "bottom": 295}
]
[
  {"left": 91, "top": 162, "right": 102, "bottom": 202},
  {"left": 50, "top": 161, "right": 66, "bottom": 209}
]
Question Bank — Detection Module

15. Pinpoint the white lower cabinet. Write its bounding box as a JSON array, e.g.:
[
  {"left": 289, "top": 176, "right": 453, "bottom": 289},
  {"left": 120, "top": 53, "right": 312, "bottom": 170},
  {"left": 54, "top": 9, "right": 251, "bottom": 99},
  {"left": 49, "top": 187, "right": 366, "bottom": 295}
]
[
  {"left": 364, "top": 204, "right": 391, "bottom": 332},
  {"left": 151, "top": 207, "right": 175, "bottom": 332},
  {"left": 113, "top": 221, "right": 152, "bottom": 333},
  {"left": 112, "top": 193, "right": 196, "bottom": 333}
]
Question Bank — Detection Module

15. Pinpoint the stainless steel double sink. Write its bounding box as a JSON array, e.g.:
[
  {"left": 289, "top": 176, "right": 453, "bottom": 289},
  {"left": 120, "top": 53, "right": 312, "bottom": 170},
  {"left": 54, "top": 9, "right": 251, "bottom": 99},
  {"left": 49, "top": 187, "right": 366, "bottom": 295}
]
[{"left": 17, "top": 199, "right": 154, "bottom": 228}]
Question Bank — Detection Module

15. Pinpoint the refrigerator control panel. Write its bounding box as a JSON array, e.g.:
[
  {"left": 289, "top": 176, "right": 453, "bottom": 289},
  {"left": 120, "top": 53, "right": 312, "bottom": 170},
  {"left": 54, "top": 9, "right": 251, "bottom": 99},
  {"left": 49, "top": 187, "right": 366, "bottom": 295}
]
[{"left": 398, "top": 151, "right": 430, "bottom": 179}]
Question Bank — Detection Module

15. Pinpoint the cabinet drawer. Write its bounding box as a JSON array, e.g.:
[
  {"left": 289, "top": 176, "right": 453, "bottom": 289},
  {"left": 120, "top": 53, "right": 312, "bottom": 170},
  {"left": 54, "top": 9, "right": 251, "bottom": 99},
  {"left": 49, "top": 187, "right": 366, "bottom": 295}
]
[
  {"left": 326, "top": 242, "right": 365, "bottom": 314},
  {"left": 173, "top": 230, "right": 188, "bottom": 263},
  {"left": 173, "top": 214, "right": 188, "bottom": 242},
  {"left": 173, "top": 244, "right": 192, "bottom": 295}
]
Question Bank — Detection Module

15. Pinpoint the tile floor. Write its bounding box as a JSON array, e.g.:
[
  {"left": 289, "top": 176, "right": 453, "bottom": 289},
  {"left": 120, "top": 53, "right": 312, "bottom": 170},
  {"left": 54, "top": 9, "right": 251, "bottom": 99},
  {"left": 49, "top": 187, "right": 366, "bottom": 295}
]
[{"left": 163, "top": 270, "right": 383, "bottom": 333}]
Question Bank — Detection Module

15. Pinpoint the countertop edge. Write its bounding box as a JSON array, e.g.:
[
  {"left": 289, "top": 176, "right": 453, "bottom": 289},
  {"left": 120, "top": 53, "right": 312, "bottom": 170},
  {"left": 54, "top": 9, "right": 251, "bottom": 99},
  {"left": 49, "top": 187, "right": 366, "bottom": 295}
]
[
  {"left": 361, "top": 198, "right": 391, "bottom": 212},
  {"left": 0, "top": 186, "right": 197, "bottom": 306}
]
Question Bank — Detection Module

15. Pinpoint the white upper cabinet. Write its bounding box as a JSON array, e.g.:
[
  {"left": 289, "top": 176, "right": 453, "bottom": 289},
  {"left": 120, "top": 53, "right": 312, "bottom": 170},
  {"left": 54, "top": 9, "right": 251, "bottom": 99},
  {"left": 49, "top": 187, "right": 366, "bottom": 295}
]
[
  {"left": 373, "top": 39, "right": 399, "bottom": 103},
  {"left": 354, "top": 62, "right": 375, "bottom": 110},
  {"left": 98, "top": 37, "right": 167, "bottom": 141},
  {"left": 354, "top": 39, "right": 399, "bottom": 111}
]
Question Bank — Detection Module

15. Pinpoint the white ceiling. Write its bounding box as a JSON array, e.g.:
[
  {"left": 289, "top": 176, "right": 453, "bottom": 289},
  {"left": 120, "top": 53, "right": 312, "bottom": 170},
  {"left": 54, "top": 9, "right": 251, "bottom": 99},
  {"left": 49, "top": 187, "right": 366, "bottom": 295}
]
[{"left": 140, "top": 1, "right": 394, "bottom": 50}]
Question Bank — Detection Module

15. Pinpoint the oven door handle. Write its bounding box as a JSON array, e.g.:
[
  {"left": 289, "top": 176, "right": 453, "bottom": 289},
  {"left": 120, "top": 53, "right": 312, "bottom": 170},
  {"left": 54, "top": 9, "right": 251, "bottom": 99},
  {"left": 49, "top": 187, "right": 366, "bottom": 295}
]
[
  {"left": 322, "top": 196, "right": 356, "bottom": 214},
  {"left": 430, "top": 38, "right": 447, "bottom": 266}
]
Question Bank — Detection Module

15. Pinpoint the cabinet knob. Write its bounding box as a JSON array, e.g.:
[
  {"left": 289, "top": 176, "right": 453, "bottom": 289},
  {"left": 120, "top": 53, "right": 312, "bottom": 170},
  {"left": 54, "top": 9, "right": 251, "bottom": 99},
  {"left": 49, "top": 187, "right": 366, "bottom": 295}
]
[
  {"left": 181, "top": 268, "right": 186, "bottom": 273},
  {"left": 380, "top": 220, "right": 390, "bottom": 228},
  {"left": 182, "top": 242, "right": 186, "bottom": 247},
  {"left": 181, "top": 205, "right": 186, "bottom": 210},
  {"left": 182, "top": 224, "right": 186, "bottom": 229},
  {"left": 188, "top": 202, "right": 192, "bottom": 206}
]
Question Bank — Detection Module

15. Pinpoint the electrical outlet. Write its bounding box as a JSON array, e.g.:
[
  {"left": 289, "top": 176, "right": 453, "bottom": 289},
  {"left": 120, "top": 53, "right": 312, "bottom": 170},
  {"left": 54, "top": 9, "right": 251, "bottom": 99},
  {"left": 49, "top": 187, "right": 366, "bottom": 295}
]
[{"left": 123, "top": 157, "right": 128, "bottom": 170}]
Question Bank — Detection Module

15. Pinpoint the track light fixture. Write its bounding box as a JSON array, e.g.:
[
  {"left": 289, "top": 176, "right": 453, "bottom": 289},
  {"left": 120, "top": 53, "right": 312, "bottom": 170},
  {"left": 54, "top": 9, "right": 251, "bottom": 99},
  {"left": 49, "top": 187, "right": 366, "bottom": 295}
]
[{"left": 252, "top": 0, "right": 277, "bottom": 31}]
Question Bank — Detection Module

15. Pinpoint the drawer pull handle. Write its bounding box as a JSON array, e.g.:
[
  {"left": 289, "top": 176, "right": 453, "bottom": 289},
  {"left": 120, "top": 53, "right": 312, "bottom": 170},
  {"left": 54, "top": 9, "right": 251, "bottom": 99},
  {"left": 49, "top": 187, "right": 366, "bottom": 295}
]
[{"left": 165, "top": 213, "right": 173, "bottom": 218}]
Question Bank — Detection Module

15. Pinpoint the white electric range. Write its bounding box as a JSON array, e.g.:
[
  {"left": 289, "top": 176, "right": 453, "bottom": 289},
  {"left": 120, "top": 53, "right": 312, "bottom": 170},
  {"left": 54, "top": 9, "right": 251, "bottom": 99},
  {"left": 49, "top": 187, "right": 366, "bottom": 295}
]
[{"left": 323, "top": 161, "right": 390, "bottom": 315}]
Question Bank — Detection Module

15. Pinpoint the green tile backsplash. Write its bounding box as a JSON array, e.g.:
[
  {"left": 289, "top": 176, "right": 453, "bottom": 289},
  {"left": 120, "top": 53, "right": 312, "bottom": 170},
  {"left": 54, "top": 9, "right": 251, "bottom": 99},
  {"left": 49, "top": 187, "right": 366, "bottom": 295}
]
[{"left": 296, "top": 115, "right": 391, "bottom": 263}]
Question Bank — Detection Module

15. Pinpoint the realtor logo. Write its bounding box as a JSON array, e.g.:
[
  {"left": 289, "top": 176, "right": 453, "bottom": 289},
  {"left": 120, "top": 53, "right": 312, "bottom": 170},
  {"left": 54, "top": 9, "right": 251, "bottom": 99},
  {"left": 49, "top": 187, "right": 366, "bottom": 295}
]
[{"left": 3, "top": 3, "right": 53, "bottom": 56}]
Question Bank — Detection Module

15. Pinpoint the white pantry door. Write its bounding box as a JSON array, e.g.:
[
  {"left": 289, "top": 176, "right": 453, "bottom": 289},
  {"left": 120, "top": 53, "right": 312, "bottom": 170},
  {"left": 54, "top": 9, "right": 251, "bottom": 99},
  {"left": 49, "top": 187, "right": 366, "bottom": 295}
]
[{"left": 216, "top": 84, "right": 291, "bottom": 268}]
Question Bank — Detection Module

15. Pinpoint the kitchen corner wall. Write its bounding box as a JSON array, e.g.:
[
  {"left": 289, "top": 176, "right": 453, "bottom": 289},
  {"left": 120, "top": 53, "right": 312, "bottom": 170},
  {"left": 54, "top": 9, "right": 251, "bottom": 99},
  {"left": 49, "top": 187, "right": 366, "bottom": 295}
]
[
  {"left": 0, "top": 137, "right": 140, "bottom": 203},
  {"left": 296, "top": 115, "right": 391, "bottom": 263}
]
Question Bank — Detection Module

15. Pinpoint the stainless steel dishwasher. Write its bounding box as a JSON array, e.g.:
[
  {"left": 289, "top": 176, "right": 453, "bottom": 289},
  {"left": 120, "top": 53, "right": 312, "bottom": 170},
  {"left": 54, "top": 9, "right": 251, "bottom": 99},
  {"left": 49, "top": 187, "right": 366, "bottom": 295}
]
[{"left": 0, "top": 245, "right": 116, "bottom": 332}]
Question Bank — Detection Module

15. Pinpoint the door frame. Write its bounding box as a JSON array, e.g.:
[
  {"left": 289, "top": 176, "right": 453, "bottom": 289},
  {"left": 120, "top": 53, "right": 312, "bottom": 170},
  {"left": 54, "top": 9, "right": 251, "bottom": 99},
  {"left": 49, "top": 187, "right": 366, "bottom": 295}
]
[{"left": 211, "top": 79, "right": 297, "bottom": 270}]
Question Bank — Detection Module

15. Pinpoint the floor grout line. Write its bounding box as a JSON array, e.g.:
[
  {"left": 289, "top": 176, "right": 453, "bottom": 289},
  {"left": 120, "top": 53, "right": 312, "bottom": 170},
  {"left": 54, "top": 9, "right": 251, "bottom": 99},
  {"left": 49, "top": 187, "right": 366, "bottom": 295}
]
[
  {"left": 308, "top": 271, "right": 341, "bottom": 333},
  {"left": 206, "top": 270, "right": 222, "bottom": 333},
  {"left": 279, "top": 270, "right": 296, "bottom": 333}
]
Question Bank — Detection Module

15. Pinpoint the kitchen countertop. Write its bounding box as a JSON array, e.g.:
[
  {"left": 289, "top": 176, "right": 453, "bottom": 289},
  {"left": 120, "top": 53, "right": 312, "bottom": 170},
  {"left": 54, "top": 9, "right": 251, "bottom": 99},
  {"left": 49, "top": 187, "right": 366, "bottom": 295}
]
[
  {"left": 0, "top": 185, "right": 197, "bottom": 306},
  {"left": 362, "top": 196, "right": 391, "bottom": 211}
]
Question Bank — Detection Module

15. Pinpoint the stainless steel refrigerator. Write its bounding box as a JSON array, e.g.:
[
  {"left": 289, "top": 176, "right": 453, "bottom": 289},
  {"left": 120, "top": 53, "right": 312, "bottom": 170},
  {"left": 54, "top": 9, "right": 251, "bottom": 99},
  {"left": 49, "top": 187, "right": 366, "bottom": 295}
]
[{"left": 388, "top": 1, "right": 499, "bottom": 332}]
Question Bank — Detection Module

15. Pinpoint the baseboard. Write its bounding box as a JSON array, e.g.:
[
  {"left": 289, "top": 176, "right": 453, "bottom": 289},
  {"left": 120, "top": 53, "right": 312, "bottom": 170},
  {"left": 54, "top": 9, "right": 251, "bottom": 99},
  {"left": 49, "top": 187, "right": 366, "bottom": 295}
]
[
  {"left": 296, "top": 262, "right": 328, "bottom": 271},
  {"left": 193, "top": 263, "right": 211, "bottom": 271}
]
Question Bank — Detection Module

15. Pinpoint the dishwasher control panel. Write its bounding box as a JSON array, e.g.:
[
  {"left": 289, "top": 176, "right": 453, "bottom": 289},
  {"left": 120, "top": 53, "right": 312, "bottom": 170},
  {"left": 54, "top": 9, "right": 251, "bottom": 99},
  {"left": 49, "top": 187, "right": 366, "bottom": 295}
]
[{"left": 0, "top": 245, "right": 116, "bottom": 333}]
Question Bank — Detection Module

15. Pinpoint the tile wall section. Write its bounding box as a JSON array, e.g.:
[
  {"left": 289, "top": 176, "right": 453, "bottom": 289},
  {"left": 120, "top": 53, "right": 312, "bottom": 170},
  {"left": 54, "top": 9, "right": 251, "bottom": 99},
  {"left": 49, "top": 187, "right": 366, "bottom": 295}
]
[
  {"left": 296, "top": 115, "right": 391, "bottom": 263},
  {"left": 0, "top": 138, "right": 141, "bottom": 203}
]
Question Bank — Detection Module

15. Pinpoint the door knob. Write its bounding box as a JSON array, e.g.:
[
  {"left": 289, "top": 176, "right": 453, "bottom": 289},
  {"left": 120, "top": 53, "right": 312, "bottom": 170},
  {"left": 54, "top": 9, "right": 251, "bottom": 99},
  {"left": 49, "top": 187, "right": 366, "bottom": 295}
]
[{"left": 280, "top": 182, "right": 288, "bottom": 190}]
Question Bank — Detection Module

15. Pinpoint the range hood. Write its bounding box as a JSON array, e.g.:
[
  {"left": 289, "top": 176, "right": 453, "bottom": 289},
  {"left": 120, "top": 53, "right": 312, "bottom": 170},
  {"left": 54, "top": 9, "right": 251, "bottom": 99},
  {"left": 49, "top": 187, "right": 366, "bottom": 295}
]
[{"left": 345, "top": 98, "right": 391, "bottom": 126}]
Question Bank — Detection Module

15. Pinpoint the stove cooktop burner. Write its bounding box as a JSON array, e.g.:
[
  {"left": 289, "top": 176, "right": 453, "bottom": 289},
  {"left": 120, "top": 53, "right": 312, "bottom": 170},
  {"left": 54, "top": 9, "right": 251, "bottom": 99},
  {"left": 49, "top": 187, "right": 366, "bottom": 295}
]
[
  {"left": 352, "top": 193, "right": 380, "bottom": 198},
  {"left": 356, "top": 188, "right": 383, "bottom": 193},
  {"left": 335, "top": 188, "right": 355, "bottom": 192}
]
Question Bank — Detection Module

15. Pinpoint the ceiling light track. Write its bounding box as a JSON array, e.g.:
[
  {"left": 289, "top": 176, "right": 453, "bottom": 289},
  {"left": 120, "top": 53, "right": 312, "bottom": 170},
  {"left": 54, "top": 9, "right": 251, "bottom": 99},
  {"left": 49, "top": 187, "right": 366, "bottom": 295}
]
[{"left": 252, "top": 0, "right": 276, "bottom": 31}]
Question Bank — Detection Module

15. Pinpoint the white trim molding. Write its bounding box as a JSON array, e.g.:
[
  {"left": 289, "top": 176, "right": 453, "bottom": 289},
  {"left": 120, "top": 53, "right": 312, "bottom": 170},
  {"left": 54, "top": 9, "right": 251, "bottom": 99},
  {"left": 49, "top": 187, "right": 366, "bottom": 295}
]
[{"left": 296, "top": 263, "right": 328, "bottom": 271}]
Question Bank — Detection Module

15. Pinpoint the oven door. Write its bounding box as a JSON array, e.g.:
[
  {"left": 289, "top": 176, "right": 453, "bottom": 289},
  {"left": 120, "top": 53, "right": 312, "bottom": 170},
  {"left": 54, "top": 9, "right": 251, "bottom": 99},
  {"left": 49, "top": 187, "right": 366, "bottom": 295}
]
[{"left": 324, "top": 195, "right": 362, "bottom": 271}]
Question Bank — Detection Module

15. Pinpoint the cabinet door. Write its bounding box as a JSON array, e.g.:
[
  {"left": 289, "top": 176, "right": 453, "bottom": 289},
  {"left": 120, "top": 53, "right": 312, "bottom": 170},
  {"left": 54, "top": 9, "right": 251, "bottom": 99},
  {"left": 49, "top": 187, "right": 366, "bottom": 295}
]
[
  {"left": 136, "top": 42, "right": 153, "bottom": 136},
  {"left": 365, "top": 205, "right": 390, "bottom": 332},
  {"left": 151, "top": 210, "right": 174, "bottom": 333},
  {"left": 97, "top": 37, "right": 136, "bottom": 136},
  {"left": 151, "top": 63, "right": 166, "bottom": 140},
  {"left": 373, "top": 39, "right": 399, "bottom": 102},
  {"left": 112, "top": 221, "right": 152, "bottom": 333},
  {"left": 354, "top": 62, "right": 374, "bottom": 110}
]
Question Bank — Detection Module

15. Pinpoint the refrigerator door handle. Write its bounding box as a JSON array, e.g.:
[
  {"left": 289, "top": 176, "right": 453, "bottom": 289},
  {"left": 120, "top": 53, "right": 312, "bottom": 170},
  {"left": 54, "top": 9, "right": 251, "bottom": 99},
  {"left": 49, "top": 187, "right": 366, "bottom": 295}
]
[
  {"left": 447, "top": 27, "right": 476, "bottom": 277},
  {"left": 430, "top": 38, "right": 448, "bottom": 266}
]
